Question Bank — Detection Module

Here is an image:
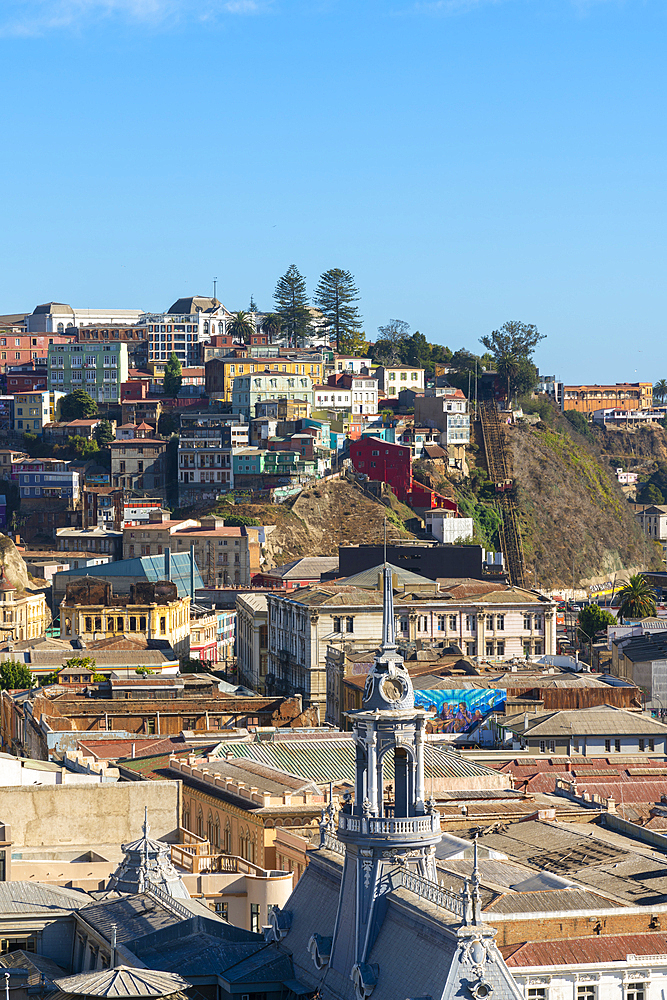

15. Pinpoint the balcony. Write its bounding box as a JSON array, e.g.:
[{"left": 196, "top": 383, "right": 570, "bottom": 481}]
[{"left": 337, "top": 811, "right": 440, "bottom": 841}]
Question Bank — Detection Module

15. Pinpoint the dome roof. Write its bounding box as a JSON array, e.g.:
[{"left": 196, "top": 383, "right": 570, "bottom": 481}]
[
  {"left": 53, "top": 967, "right": 189, "bottom": 999},
  {"left": 104, "top": 809, "right": 190, "bottom": 900}
]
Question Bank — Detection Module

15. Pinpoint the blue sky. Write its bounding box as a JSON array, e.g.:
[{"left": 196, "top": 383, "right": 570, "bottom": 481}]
[{"left": 1, "top": 0, "right": 666, "bottom": 383}]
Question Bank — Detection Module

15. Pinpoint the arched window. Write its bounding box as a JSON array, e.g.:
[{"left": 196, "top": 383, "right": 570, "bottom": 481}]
[
  {"left": 224, "top": 821, "right": 231, "bottom": 854},
  {"left": 212, "top": 817, "right": 220, "bottom": 850},
  {"left": 183, "top": 807, "right": 190, "bottom": 831},
  {"left": 196, "top": 809, "right": 204, "bottom": 839},
  {"left": 207, "top": 811, "right": 214, "bottom": 844},
  {"left": 57, "top": 323, "right": 64, "bottom": 333}
]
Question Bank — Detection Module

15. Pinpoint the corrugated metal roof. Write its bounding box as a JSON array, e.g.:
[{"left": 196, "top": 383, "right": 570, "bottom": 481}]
[
  {"left": 503, "top": 706, "right": 667, "bottom": 737},
  {"left": 485, "top": 888, "right": 613, "bottom": 913},
  {"left": 502, "top": 932, "right": 667, "bottom": 967},
  {"left": 213, "top": 738, "right": 501, "bottom": 783},
  {"left": 54, "top": 554, "right": 203, "bottom": 600}
]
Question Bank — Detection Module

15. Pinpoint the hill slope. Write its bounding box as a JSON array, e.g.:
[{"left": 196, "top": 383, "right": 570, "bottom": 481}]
[
  {"left": 214, "top": 479, "right": 419, "bottom": 570},
  {"left": 508, "top": 422, "right": 662, "bottom": 589}
]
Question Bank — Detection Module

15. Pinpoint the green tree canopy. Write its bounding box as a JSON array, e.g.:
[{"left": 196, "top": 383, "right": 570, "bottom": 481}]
[
  {"left": 313, "top": 268, "right": 363, "bottom": 353},
  {"left": 228, "top": 310, "right": 255, "bottom": 344},
  {"left": 0, "top": 660, "right": 34, "bottom": 691},
  {"left": 577, "top": 604, "right": 615, "bottom": 642},
  {"left": 639, "top": 483, "right": 666, "bottom": 505},
  {"left": 614, "top": 574, "right": 657, "bottom": 620},
  {"left": 60, "top": 389, "right": 98, "bottom": 421},
  {"left": 274, "top": 265, "right": 311, "bottom": 347},
  {"left": 654, "top": 379, "right": 667, "bottom": 404},
  {"left": 480, "top": 320, "right": 544, "bottom": 400},
  {"left": 261, "top": 313, "right": 283, "bottom": 342},
  {"left": 163, "top": 352, "right": 183, "bottom": 399},
  {"left": 248, "top": 294, "right": 258, "bottom": 313},
  {"left": 94, "top": 420, "right": 115, "bottom": 448}
]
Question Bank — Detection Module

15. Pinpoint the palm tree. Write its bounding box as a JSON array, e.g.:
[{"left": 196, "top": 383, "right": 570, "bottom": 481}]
[
  {"left": 262, "top": 313, "right": 283, "bottom": 343},
  {"left": 496, "top": 352, "right": 521, "bottom": 404},
  {"left": 613, "top": 574, "right": 657, "bottom": 620},
  {"left": 654, "top": 380, "right": 667, "bottom": 405},
  {"left": 228, "top": 311, "right": 255, "bottom": 343}
]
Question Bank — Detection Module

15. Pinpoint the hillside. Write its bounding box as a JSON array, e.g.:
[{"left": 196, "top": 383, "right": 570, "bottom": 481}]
[
  {"left": 212, "top": 478, "right": 419, "bottom": 569},
  {"left": 507, "top": 421, "right": 663, "bottom": 589}
]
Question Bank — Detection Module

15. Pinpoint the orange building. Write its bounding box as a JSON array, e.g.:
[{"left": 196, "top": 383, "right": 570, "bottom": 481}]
[{"left": 563, "top": 382, "right": 652, "bottom": 413}]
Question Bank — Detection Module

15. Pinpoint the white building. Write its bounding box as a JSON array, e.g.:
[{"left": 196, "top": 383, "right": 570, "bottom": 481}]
[
  {"left": 425, "top": 509, "right": 475, "bottom": 543},
  {"left": 265, "top": 572, "right": 556, "bottom": 713},
  {"left": 636, "top": 505, "right": 667, "bottom": 557},
  {"left": 137, "top": 296, "right": 233, "bottom": 367},
  {"left": 312, "top": 383, "right": 352, "bottom": 410},
  {"left": 415, "top": 390, "right": 471, "bottom": 446},
  {"left": 232, "top": 372, "right": 315, "bottom": 419},
  {"left": 344, "top": 374, "right": 379, "bottom": 416},
  {"left": 376, "top": 364, "right": 425, "bottom": 396},
  {"left": 236, "top": 593, "right": 269, "bottom": 693},
  {"left": 26, "top": 302, "right": 143, "bottom": 333}
]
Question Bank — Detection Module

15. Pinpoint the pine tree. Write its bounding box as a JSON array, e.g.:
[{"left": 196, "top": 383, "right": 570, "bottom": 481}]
[
  {"left": 274, "top": 265, "right": 311, "bottom": 347},
  {"left": 313, "top": 268, "right": 362, "bottom": 353},
  {"left": 95, "top": 420, "right": 115, "bottom": 448},
  {"left": 248, "top": 295, "right": 258, "bottom": 313},
  {"left": 163, "top": 352, "right": 183, "bottom": 399}
]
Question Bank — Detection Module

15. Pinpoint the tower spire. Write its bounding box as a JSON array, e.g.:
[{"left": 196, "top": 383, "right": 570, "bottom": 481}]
[{"left": 382, "top": 565, "right": 396, "bottom": 651}]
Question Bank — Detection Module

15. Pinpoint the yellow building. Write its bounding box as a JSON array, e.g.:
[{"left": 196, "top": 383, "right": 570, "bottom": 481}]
[
  {"left": 60, "top": 578, "right": 191, "bottom": 656},
  {"left": 204, "top": 356, "right": 325, "bottom": 402},
  {"left": 0, "top": 571, "right": 49, "bottom": 642}
]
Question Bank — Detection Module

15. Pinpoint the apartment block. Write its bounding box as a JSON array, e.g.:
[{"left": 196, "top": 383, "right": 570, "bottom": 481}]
[
  {"left": 12, "top": 390, "right": 65, "bottom": 434},
  {"left": 48, "top": 342, "right": 129, "bottom": 404}
]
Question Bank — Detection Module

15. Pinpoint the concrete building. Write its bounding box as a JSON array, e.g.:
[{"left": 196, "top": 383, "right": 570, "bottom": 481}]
[
  {"left": 75, "top": 326, "right": 148, "bottom": 369},
  {"left": 110, "top": 430, "right": 168, "bottom": 492},
  {"left": 0, "top": 332, "right": 73, "bottom": 372},
  {"left": 375, "top": 363, "right": 425, "bottom": 396},
  {"left": 56, "top": 525, "right": 124, "bottom": 561},
  {"left": 122, "top": 515, "right": 260, "bottom": 588},
  {"left": 332, "top": 372, "right": 379, "bottom": 415},
  {"left": 236, "top": 593, "right": 268, "bottom": 692},
  {"left": 177, "top": 411, "right": 249, "bottom": 501},
  {"left": 500, "top": 705, "right": 667, "bottom": 754},
  {"left": 425, "top": 508, "right": 475, "bottom": 543},
  {"left": 13, "top": 458, "right": 80, "bottom": 502},
  {"left": 414, "top": 388, "right": 471, "bottom": 461},
  {"left": 48, "top": 342, "right": 129, "bottom": 404},
  {"left": 635, "top": 505, "right": 667, "bottom": 557},
  {"left": 26, "top": 302, "right": 143, "bottom": 333},
  {"left": 312, "top": 383, "right": 352, "bottom": 410},
  {"left": 350, "top": 436, "right": 412, "bottom": 503},
  {"left": 52, "top": 551, "right": 204, "bottom": 604},
  {"left": 12, "top": 390, "right": 64, "bottom": 434},
  {"left": 232, "top": 372, "right": 315, "bottom": 418},
  {"left": 611, "top": 631, "right": 667, "bottom": 710},
  {"left": 0, "top": 570, "right": 48, "bottom": 643},
  {"left": 205, "top": 354, "right": 325, "bottom": 402},
  {"left": 563, "top": 382, "right": 653, "bottom": 413},
  {"left": 266, "top": 571, "right": 556, "bottom": 713},
  {"left": 138, "top": 296, "right": 233, "bottom": 366},
  {"left": 60, "top": 578, "right": 191, "bottom": 656}
]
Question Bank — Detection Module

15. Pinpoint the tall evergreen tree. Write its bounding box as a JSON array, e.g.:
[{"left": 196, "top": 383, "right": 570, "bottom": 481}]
[
  {"left": 248, "top": 294, "right": 258, "bottom": 313},
  {"left": 274, "top": 265, "right": 311, "bottom": 347},
  {"left": 313, "top": 268, "right": 362, "bottom": 353},
  {"left": 163, "top": 352, "right": 183, "bottom": 400}
]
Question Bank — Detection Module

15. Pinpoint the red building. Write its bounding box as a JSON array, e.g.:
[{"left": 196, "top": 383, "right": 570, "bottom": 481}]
[
  {"left": 6, "top": 365, "right": 48, "bottom": 392},
  {"left": 0, "top": 333, "right": 74, "bottom": 373},
  {"left": 350, "top": 437, "right": 412, "bottom": 503}
]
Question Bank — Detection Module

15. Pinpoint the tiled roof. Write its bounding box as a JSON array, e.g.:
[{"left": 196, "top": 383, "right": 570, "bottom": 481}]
[
  {"left": 115, "top": 749, "right": 195, "bottom": 780},
  {"left": 53, "top": 967, "right": 189, "bottom": 998},
  {"left": 77, "top": 738, "right": 188, "bottom": 761},
  {"left": 0, "top": 882, "right": 91, "bottom": 913}
]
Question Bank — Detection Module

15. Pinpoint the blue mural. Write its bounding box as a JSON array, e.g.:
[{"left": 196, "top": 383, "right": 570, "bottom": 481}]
[{"left": 414, "top": 688, "right": 506, "bottom": 733}]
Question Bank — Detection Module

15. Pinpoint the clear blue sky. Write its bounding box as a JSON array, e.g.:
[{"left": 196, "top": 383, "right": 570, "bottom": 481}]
[{"left": 2, "top": 0, "right": 666, "bottom": 384}]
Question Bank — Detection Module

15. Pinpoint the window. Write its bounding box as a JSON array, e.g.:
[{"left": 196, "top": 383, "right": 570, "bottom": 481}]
[
  {"left": 465, "top": 614, "right": 475, "bottom": 632},
  {"left": 527, "top": 989, "right": 546, "bottom": 1000},
  {"left": 449, "top": 614, "right": 457, "bottom": 631},
  {"left": 160, "top": 616, "right": 166, "bottom": 634},
  {"left": 605, "top": 739, "right": 611, "bottom": 752},
  {"left": 94, "top": 616, "right": 101, "bottom": 632},
  {"left": 639, "top": 739, "right": 645, "bottom": 752},
  {"left": 214, "top": 900, "right": 228, "bottom": 920},
  {"left": 523, "top": 614, "right": 532, "bottom": 629},
  {"left": 614, "top": 739, "right": 621, "bottom": 752},
  {"left": 250, "top": 903, "right": 260, "bottom": 933},
  {"left": 496, "top": 640, "right": 505, "bottom": 656},
  {"left": 486, "top": 615, "right": 494, "bottom": 629},
  {"left": 85, "top": 616, "right": 92, "bottom": 632},
  {"left": 437, "top": 615, "right": 446, "bottom": 632},
  {"left": 577, "top": 986, "right": 595, "bottom": 1000},
  {"left": 418, "top": 615, "right": 428, "bottom": 632},
  {"left": 627, "top": 985, "right": 645, "bottom": 1000},
  {"left": 346, "top": 617, "right": 354, "bottom": 633},
  {"left": 496, "top": 615, "right": 505, "bottom": 631},
  {"left": 649, "top": 739, "right": 655, "bottom": 751},
  {"left": 332, "top": 616, "right": 342, "bottom": 633},
  {"left": 539, "top": 741, "right": 546, "bottom": 753},
  {"left": 466, "top": 642, "right": 476, "bottom": 656},
  {"left": 523, "top": 641, "right": 531, "bottom": 657},
  {"left": 486, "top": 642, "right": 494, "bottom": 657},
  {"left": 549, "top": 740, "right": 556, "bottom": 752}
]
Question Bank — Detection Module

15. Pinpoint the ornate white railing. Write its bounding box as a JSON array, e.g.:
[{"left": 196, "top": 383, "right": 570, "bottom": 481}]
[
  {"left": 399, "top": 870, "right": 465, "bottom": 917},
  {"left": 337, "top": 813, "right": 440, "bottom": 836}
]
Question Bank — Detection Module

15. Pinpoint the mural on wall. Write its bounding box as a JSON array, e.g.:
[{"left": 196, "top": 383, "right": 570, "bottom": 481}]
[{"left": 414, "top": 688, "right": 506, "bottom": 733}]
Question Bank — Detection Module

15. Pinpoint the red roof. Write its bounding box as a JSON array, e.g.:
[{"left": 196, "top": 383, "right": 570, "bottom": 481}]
[
  {"left": 77, "top": 737, "right": 187, "bottom": 761},
  {"left": 502, "top": 932, "right": 667, "bottom": 967}
]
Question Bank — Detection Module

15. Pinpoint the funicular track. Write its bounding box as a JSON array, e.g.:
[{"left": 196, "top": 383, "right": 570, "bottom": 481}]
[{"left": 478, "top": 399, "right": 527, "bottom": 589}]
